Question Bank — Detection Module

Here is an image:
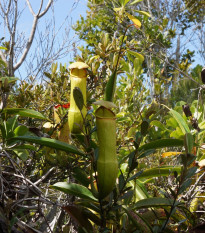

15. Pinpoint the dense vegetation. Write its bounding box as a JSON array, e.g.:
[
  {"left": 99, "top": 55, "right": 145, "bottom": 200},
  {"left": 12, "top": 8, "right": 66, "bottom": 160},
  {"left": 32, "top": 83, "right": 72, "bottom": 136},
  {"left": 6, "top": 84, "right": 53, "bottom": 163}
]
[{"left": 0, "top": 0, "right": 205, "bottom": 232}]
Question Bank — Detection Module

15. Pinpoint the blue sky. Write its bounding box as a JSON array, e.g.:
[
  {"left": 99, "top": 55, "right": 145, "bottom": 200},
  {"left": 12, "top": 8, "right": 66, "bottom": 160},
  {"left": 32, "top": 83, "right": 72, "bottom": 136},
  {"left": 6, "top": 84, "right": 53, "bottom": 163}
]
[
  {"left": 0, "top": 0, "right": 88, "bottom": 79},
  {"left": 16, "top": 0, "right": 87, "bottom": 38}
]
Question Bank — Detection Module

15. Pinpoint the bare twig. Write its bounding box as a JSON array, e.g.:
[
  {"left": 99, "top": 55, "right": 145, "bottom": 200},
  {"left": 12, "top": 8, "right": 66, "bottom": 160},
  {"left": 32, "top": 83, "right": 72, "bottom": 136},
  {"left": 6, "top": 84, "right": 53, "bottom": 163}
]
[
  {"left": 14, "top": 0, "right": 53, "bottom": 72},
  {"left": 34, "top": 167, "right": 55, "bottom": 185}
]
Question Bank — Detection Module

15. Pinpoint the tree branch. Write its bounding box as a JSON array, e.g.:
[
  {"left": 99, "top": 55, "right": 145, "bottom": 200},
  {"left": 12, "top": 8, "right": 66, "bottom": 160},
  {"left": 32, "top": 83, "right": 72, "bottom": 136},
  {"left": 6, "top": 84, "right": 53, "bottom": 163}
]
[
  {"left": 37, "top": 0, "right": 45, "bottom": 16},
  {"left": 14, "top": 0, "right": 53, "bottom": 71},
  {"left": 0, "top": 0, "right": 12, "bottom": 35},
  {"left": 39, "top": 0, "right": 53, "bottom": 18},
  {"left": 25, "top": 0, "right": 35, "bottom": 16},
  {"left": 14, "top": 15, "right": 38, "bottom": 71},
  {"left": 8, "top": 0, "right": 18, "bottom": 76}
]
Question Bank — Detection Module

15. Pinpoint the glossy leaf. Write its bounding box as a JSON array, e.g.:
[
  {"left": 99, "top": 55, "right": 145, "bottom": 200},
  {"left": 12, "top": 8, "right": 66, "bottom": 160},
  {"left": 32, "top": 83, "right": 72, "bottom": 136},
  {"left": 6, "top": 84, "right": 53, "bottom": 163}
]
[
  {"left": 135, "top": 10, "right": 151, "bottom": 17},
  {"left": 13, "top": 149, "right": 29, "bottom": 161},
  {"left": 184, "top": 133, "right": 193, "bottom": 154},
  {"left": 120, "top": 0, "right": 130, "bottom": 6},
  {"left": 139, "top": 166, "right": 181, "bottom": 179},
  {"left": 104, "top": 70, "right": 117, "bottom": 102},
  {"left": 133, "top": 197, "right": 181, "bottom": 209},
  {"left": 169, "top": 108, "right": 190, "bottom": 134},
  {"left": 73, "top": 168, "right": 90, "bottom": 187},
  {"left": 150, "top": 120, "right": 167, "bottom": 131},
  {"left": 82, "top": 209, "right": 101, "bottom": 226},
  {"left": 11, "top": 144, "right": 37, "bottom": 151},
  {"left": 170, "top": 127, "right": 184, "bottom": 139},
  {"left": 185, "top": 166, "right": 197, "bottom": 180},
  {"left": 73, "top": 87, "right": 84, "bottom": 111},
  {"left": 0, "top": 76, "right": 18, "bottom": 84},
  {"left": 127, "top": 50, "right": 144, "bottom": 63},
  {"left": 134, "top": 182, "right": 148, "bottom": 202},
  {"left": 128, "top": 171, "right": 143, "bottom": 182},
  {"left": 113, "top": 7, "right": 122, "bottom": 12},
  {"left": 178, "top": 205, "right": 196, "bottom": 225},
  {"left": 138, "top": 149, "right": 155, "bottom": 159},
  {"left": 14, "top": 125, "right": 28, "bottom": 136},
  {"left": 3, "top": 108, "right": 47, "bottom": 120},
  {"left": 130, "top": 0, "right": 143, "bottom": 4},
  {"left": 11, "top": 136, "right": 85, "bottom": 156},
  {"left": 124, "top": 208, "right": 152, "bottom": 233},
  {"left": 141, "top": 120, "right": 149, "bottom": 136},
  {"left": 139, "top": 139, "right": 184, "bottom": 151},
  {"left": 51, "top": 182, "right": 97, "bottom": 201},
  {"left": 125, "top": 12, "right": 141, "bottom": 28},
  {"left": 178, "top": 179, "right": 192, "bottom": 194},
  {"left": 76, "top": 200, "right": 100, "bottom": 213},
  {"left": 135, "top": 180, "right": 149, "bottom": 196},
  {"left": 0, "top": 46, "right": 7, "bottom": 50},
  {"left": 7, "top": 115, "right": 19, "bottom": 132}
]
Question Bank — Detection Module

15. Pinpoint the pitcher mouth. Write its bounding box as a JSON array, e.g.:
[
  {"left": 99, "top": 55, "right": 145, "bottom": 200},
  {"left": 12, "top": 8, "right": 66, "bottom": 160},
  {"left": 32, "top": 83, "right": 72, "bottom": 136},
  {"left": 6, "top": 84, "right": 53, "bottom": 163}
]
[
  {"left": 70, "top": 69, "right": 88, "bottom": 78},
  {"left": 68, "top": 61, "right": 89, "bottom": 70},
  {"left": 95, "top": 106, "right": 116, "bottom": 119}
]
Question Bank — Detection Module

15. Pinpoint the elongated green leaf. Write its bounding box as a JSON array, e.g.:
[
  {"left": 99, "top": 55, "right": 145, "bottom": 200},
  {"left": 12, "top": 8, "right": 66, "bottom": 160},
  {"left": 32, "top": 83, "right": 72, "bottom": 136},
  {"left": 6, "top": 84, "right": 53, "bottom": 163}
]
[
  {"left": 3, "top": 108, "right": 47, "bottom": 120},
  {"left": 135, "top": 10, "right": 151, "bottom": 17},
  {"left": 4, "top": 116, "right": 18, "bottom": 134},
  {"left": 11, "top": 136, "right": 84, "bottom": 156},
  {"left": 141, "top": 120, "right": 149, "bottom": 136},
  {"left": 184, "top": 133, "right": 193, "bottom": 154},
  {"left": 104, "top": 70, "right": 117, "bottom": 102},
  {"left": 0, "top": 76, "right": 18, "bottom": 84},
  {"left": 138, "top": 149, "right": 155, "bottom": 159},
  {"left": 113, "top": 7, "right": 122, "bottom": 12},
  {"left": 136, "top": 180, "right": 149, "bottom": 196},
  {"left": 14, "top": 125, "right": 28, "bottom": 136},
  {"left": 0, "top": 46, "right": 7, "bottom": 50},
  {"left": 185, "top": 167, "right": 197, "bottom": 180},
  {"left": 124, "top": 208, "right": 152, "bottom": 233},
  {"left": 134, "top": 182, "right": 148, "bottom": 202},
  {"left": 130, "top": 0, "right": 143, "bottom": 5},
  {"left": 150, "top": 120, "right": 167, "bottom": 131},
  {"left": 139, "top": 139, "right": 184, "bottom": 151},
  {"left": 122, "top": 0, "right": 131, "bottom": 6},
  {"left": 177, "top": 205, "right": 196, "bottom": 226},
  {"left": 76, "top": 200, "right": 100, "bottom": 213},
  {"left": 127, "top": 50, "right": 144, "bottom": 63},
  {"left": 73, "top": 87, "right": 84, "bottom": 111},
  {"left": 51, "top": 182, "right": 97, "bottom": 201},
  {"left": 178, "top": 179, "right": 192, "bottom": 195},
  {"left": 169, "top": 109, "right": 190, "bottom": 134},
  {"left": 125, "top": 12, "right": 141, "bottom": 28},
  {"left": 73, "top": 168, "right": 90, "bottom": 187},
  {"left": 133, "top": 197, "right": 181, "bottom": 209},
  {"left": 82, "top": 208, "right": 101, "bottom": 226},
  {"left": 128, "top": 171, "right": 143, "bottom": 182},
  {"left": 11, "top": 144, "right": 37, "bottom": 151},
  {"left": 139, "top": 166, "right": 181, "bottom": 179},
  {"left": 10, "top": 115, "right": 19, "bottom": 132},
  {"left": 13, "top": 149, "right": 29, "bottom": 161}
]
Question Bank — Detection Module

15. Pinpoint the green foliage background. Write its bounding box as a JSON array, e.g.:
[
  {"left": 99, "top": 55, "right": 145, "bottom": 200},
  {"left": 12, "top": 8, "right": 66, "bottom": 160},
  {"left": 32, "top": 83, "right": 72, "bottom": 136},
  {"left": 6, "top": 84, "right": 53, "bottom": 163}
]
[{"left": 0, "top": 0, "right": 205, "bottom": 232}]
